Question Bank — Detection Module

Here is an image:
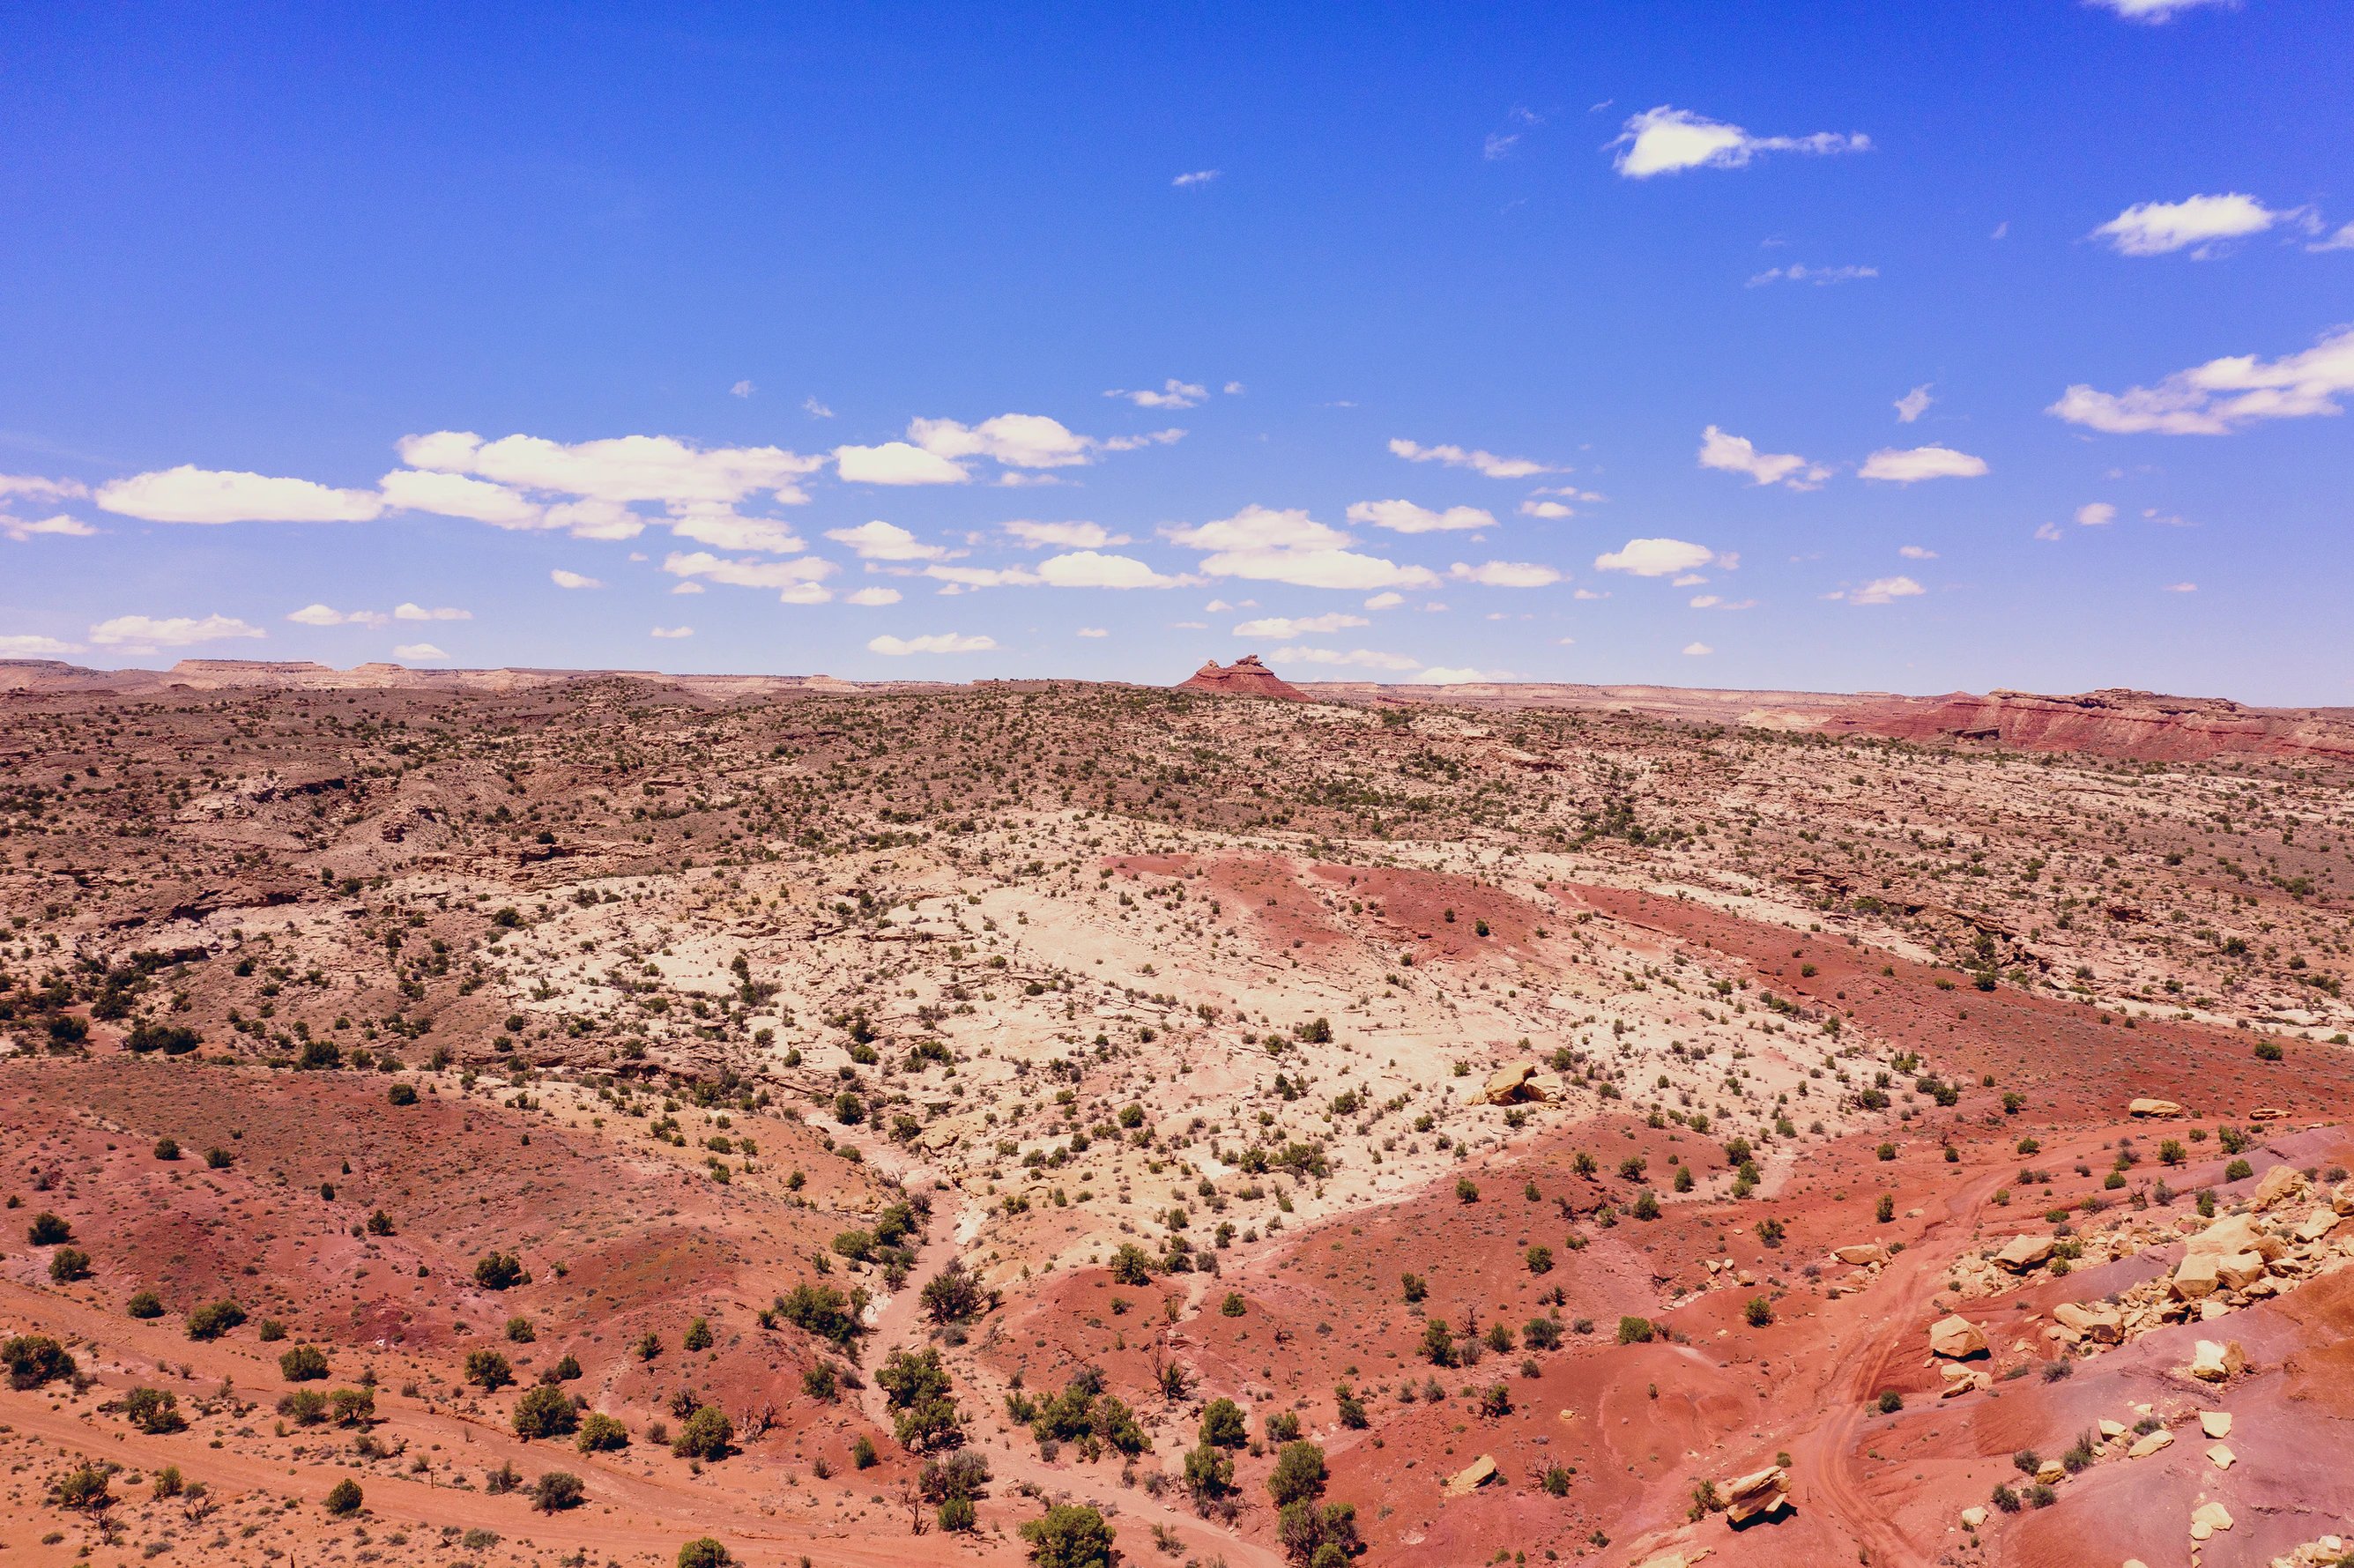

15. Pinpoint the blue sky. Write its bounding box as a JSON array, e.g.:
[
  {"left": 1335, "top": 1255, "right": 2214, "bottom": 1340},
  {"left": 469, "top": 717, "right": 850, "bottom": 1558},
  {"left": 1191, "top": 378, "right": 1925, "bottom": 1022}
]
[{"left": 4, "top": 1, "right": 2350, "bottom": 700}]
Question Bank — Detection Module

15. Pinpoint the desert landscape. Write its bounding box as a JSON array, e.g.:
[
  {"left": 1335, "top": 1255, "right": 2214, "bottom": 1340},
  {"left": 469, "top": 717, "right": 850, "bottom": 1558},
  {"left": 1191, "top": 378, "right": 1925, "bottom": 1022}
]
[{"left": 3, "top": 656, "right": 2350, "bottom": 1568}]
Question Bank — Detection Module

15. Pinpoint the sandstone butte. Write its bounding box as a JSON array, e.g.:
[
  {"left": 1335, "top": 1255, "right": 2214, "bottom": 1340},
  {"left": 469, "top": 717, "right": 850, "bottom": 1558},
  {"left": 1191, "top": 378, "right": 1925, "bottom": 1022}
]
[{"left": 1175, "top": 653, "right": 1309, "bottom": 701}]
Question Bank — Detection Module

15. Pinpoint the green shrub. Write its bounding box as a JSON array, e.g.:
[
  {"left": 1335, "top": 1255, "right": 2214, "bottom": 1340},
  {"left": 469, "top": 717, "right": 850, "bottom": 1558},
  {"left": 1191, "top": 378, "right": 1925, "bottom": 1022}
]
[
  {"left": 577, "top": 1412, "right": 630, "bottom": 1452},
  {"left": 126, "top": 1289, "right": 164, "bottom": 1319},
  {"left": 1019, "top": 1503, "right": 1115, "bottom": 1568},
  {"left": 186, "top": 1299, "right": 246, "bottom": 1340},
  {"left": 4, "top": 1334, "right": 76, "bottom": 1389},
  {"left": 531, "top": 1470, "right": 584, "bottom": 1512},
  {"left": 123, "top": 1386, "right": 183, "bottom": 1433},
  {"left": 671, "top": 1404, "right": 732, "bottom": 1460},
  {"left": 27, "top": 1212, "right": 71, "bottom": 1245},
  {"left": 48, "top": 1246, "right": 92, "bottom": 1283},
  {"left": 323, "top": 1478, "right": 362, "bottom": 1515},
  {"left": 279, "top": 1344, "right": 330, "bottom": 1382},
  {"left": 676, "top": 1542, "right": 731, "bottom": 1568},
  {"left": 465, "top": 1348, "right": 515, "bottom": 1390},
  {"left": 513, "top": 1384, "right": 578, "bottom": 1439}
]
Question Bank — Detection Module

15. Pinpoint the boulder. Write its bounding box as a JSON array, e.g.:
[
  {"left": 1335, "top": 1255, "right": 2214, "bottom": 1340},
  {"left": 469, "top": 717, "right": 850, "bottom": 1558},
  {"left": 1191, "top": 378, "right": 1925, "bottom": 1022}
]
[
  {"left": 2128, "top": 1097, "right": 2185, "bottom": 1118},
  {"left": 1939, "top": 1367, "right": 1990, "bottom": 1398},
  {"left": 2246, "top": 1105, "right": 2288, "bottom": 1120},
  {"left": 2128, "top": 1429, "right": 2173, "bottom": 1459},
  {"left": 2215, "top": 1251, "right": 2269, "bottom": 1291},
  {"left": 1928, "top": 1314, "right": 1987, "bottom": 1359},
  {"left": 2189, "top": 1500, "right": 2234, "bottom": 1540},
  {"left": 2185, "top": 1211, "right": 2262, "bottom": 1258},
  {"left": 2208, "top": 1442, "right": 2235, "bottom": 1469},
  {"left": 2034, "top": 1460, "right": 2066, "bottom": 1485},
  {"left": 1481, "top": 1063, "right": 1540, "bottom": 1105},
  {"left": 2253, "top": 1164, "right": 2309, "bottom": 1211},
  {"left": 1833, "top": 1244, "right": 1889, "bottom": 1267},
  {"left": 2199, "top": 1409, "right": 2231, "bottom": 1438},
  {"left": 1444, "top": 1453, "right": 1498, "bottom": 1496},
  {"left": 2052, "top": 1301, "right": 2123, "bottom": 1343},
  {"left": 1633, "top": 1551, "right": 1710, "bottom": 1568},
  {"left": 1994, "top": 1234, "right": 2056, "bottom": 1272},
  {"left": 2295, "top": 1208, "right": 2340, "bottom": 1244},
  {"left": 2170, "top": 1254, "right": 2222, "bottom": 1300},
  {"left": 1958, "top": 1505, "right": 1986, "bottom": 1529},
  {"left": 2187, "top": 1339, "right": 2246, "bottom": 1382},
  {"left": 2333, "top": 1180, "right": 2354, "bottom": 1217},
  {"left": 1719, "top": 1465, "right": 1791, "bottom": 1525},
  {"left": 2098, "top": 1418, "right": 2128, "bottom": 1439}
]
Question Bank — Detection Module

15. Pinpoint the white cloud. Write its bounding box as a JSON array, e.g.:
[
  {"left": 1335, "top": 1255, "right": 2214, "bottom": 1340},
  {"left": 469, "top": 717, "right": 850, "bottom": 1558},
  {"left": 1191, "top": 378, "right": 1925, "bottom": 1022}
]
[
  {"left": 2086, "top": 0, "right": 2232, "bottom": 21},
  {"left": 1222, "top": 381, "right": 1245, "bottom": 396},
  {"left": 826, "top": 519, "right": 949, "bottom": 561},
  {"left": 1895, "top": 385, "right": 1934, "bottom": 423},
  {"left": 0, "top": 474, "right": 88, "bottom": 502},
  {"left": 97, "top": 466, "right": 383, "bottom": 524},
  {"left": 286, "top": 604, "right": 390, "bottom": 628},
  {"left": 2076, "top": 502, "right": 2118, "bottom": 526},
  {"left": 1747, "top": 264, "right": 1877, "bottom": 286},
  {"left": 651, "top": 625, "right": 694, "bottom": 638},
  {"left": 2163, "top": 581, "right": 2198, "bottom": 592},
  {"left": 400, "top": 430, "right": 822, "bottom": 508},
  {"left": 2312, "top": 222, "right": 2354, "bottom": 253},
  {"left": 1166, "top": 505, "right": 1349, "bottom": 554},
  {"left": 1596, "top": 538, "right": 1717, "bottom": 576},
  {"left": 1346, "top": 499, "right": 1496, "bottom": 533},
  {"left": 1233, "top": 613, "right": 1370, "bottom": 638},
  {"left": 665, "top": 507, "right": 806, "bottom": 554},
  {"left": 88, "top": 613, "right": 264, "bottom": 647},
  {"left": 391, "top": 642, "right": 449, "bottom": 661},
  {"left": 660, "top": 552, "right": 834, "bottom": 599},
  {"left": 1610, "top": 105, "right": 1868, "bottom": 179},
  {"left": 844, "top": 586, "right": 902, "bottom": 606},
  {"left": 1858, "top": 445, "right": 1989, "bottom": 482},
  {"left": 1388, "top": 437, "right": 1558, "bottom": 479},
  {"left": 2094, "top": 193, "right": 2288, "bottom": 256},
  {"left": 1036, "top": 550, "right": 1187, "bottom": 589},
  {"left": 1, "top": 513, "right": 97, "bottom": 541},
  {"left": 1265, "top": 646, "right": 1422, "bottom": 672},
  {"left": 1449, "top": 560, "right": 1562, "bottom": 588},
  {"left": 2048, "top": 327, "right": 2354, "bottom": 435},
  {"left": 1518, "top": 499, "right": 1574, "bottom": 519},
  {"left": 1005, "top": 519, "right": 1127, "bottom": 549},
  {"left": 1840, "top": 575, "right": 1926, "bottom": 606},
  {"left": 2034, "top": 522, "right": 2065, "bottom": 542},
  {"left": 911, "top": 413, "right": 1095, "bottom": 470},
  {"left": 834, "top": 441, "right": 971, "bottom": 486},
  {"left": 731, "top": 380, "right": 755, "bottom": 398},
  {"left": 1688, "top": 594, "right": 1756, "bottom": 610},
  {"left": 0, "top": 634, "right": 83, "bottom": 657},
  {"left": 1363, "top": 591, "right": 1405, "bottom": 611},
  {"left": 868, "top": 632, "right": 996, "bottom": 656},
  {"left": 1107, "top": 379, "right": 1207, "bottom": 410},
  {"left": 1166, "top": 507, "right": 1443, "bottom": 590},
  {"left": 1671, "top": 573, "right": 1710, "bottom": 588},
  {"left": 1898, "top": 545, "right": 1938, "bottom": 560},
  {"left": 1697, "top": 425, "right": 1830, "bottom": 488},
  {"left": 1172, "top": 169, "right": 1220, "bottom": 188},
  {"left": 550, "top": 569, "right": 603, "bottom": 590},
  {"left": 395, "top": 602, "right": 472, "bottom": 621},
  {"left": 1682, "top": 642, "right": 1712, "bottom": 656},
  {"left": 540, "top": 499, "right": 646, "bottom": 540},
  {"left": 378, "top": 468, "right": 544, "bottom": 528},
  {"left": 672, "top": 582, "right": 704, "bottom": 594}
]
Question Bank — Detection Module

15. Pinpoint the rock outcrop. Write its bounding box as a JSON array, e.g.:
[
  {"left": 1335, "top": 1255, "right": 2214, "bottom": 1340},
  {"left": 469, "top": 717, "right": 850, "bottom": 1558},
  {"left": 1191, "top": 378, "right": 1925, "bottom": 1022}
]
[{"left": 1175, "top": 655, "right": 1307, "bottom": 701}]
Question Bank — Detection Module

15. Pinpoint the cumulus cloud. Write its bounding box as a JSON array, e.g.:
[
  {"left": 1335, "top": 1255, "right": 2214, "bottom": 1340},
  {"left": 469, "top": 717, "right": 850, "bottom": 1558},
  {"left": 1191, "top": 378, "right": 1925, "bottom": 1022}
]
[
  {"left": 1697, "top": 426, "right": 1830, "bottom": 488},
  {"left": 1233, "top": 613, "right": 1370, "bottom": 638},
  {"left": 1595, "top": 538, "right": 1717, "bottom": 576},
  {"left": 1166, "top": 505, "right": 1348, "bottom": 554},
  {"left": 660, "top": 552, "right": 835, "bottom": 602},
  {"left": 1682, "top": 642, "right": 1712, "bottom": 656},
  {"left": 1106, "top": 379, "right": 1207, "bottom": 409},
  {"left": 868, "top": 632, "right": 996, "bottom": 655},
  {"left": 1036, "top": 550, "right": 1188, "bottom": 589},
  {"left": 912, "top": 413, "right": 1098, "bottom": 469},
  {"left": 826, "top": 520, "right": 950, "bottom": 561},
  {"left": 2, "top": 514, "right": 97, "bottom": 541},
  {"left": 1747, "top": 264, "right": 1877, "bottom": 286},
  {"left": 548, "top": 569, "right": 602, "bottom": 590},
  {"left": 379, "top": 468, "right": 543, "bottom": 528},
  {"left": 833, "top": 441, "right": 971, "bottom": 486},
  {"left": 286, "top": 604, "right": 390, "bottom": 628},
  {"left": 803, "top": 397, "right": 835, "bottom": 419},
  {"left": 1005, "top": 519, "right": 1127, "bottom": 549},
  {"left": 844, "top": 587, "right": 902, "bottom": 606},
  {"left": 1172, "top": 169, "right": 1220, "bottom": 188},
  {"left": 88, "top": 613, "right": 264, "bottom": 647},
  {"left": 0, "top": 634, "right": 84, "bottom": 657},
  {"left": 650, "top": 626, "right": 694, "bottom": 638},
  {"left": 1895, "top": 385, "right": 1934, "bottom": 423},
  {"left": 923, "top": 564, "right": 1043, "bottom": 591},
  {"left": 2076, "top": 502, "right": 2118, "bottom": 526},
  {"left": 1837, "top": 576, "right": 1927, "bottom": 606},
  {"left": 1387, "top": 438, "right": 1558, "bottom": 479},
  {"left": 1166, "top": 505, "right": 1442, "bottom": 591},
  {"left": 391, "top": 642, "right": 449, "bottom": 660},
  {"left": 2085, "top": 0, "right": 2232, "bottom": 21},
  {"left": 1858, "top": 445, "right": 1989, "bottom": 482},
  {"left": 401, "top": 430, "right": 821, "bottom": 509},
  {"left": 1899, "top": 545, "right": 1938, "bottom": 560},
  {"left": 0, "top": 474, "right": 88, "bottom": 502},
  {"left": 1346, "top": 499, "right": 1496, "bottom": 533},
  {"left": 1077, "top": 627, "right": 1108, "bottom": 637},
  {"left": 1265, "top": 646, "right": 1422, "bottom": 672},
  {"left": 665, "top": 508, "right": 806, "bottom": 554},
  {"left": 2312, "top": 222, "right": 2354, "bottom": 253},
  {"left": 395, "top": 603, "right": 471, "bottom": 621},
  {"left": 1610, "top": 106, "right": 1868, "bottom": 179},
  {"left": 97, "top": 466, "right": 383, "bottom": 524},
  {"left": 1363, "top": 591, "right": 1405, "bottom": 611},
  {"left": 731, "top": 380, "right": 755, "bottom": 398},
  {"left": 1449, "top": 560, "right": 1562, "bottom": 588},
  {"left": 1519, "top": 499, "right": 1574, "bottom": 519},
  {"left": 2094, "top": 193, "right": 2291, "bottom": 256},
  {"left": 2163, "top": 581, "right": 2198, "bottom": 592},
  {"left": 2047, "top": 327, "right": 2354, "bottom": 435}
]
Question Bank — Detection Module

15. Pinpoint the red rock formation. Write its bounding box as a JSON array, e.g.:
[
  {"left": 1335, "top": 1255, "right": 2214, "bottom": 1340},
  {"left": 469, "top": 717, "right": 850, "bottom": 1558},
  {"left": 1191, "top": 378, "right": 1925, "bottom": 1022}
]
[{"left": 1175, "top": 654, "right": 1308, "bottom": 701}]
